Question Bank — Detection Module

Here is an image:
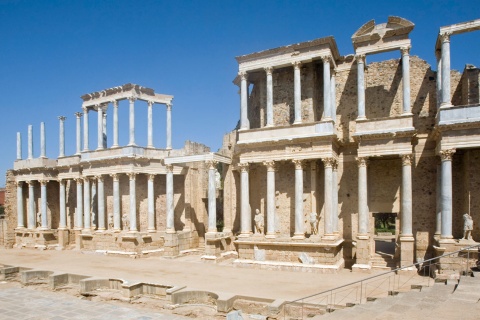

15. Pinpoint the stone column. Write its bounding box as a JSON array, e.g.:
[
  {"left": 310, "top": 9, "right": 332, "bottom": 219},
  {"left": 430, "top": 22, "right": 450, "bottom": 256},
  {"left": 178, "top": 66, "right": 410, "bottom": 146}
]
[
  {"left": 310, "top": 161, "right": 317, "bottom": 229},
  {"left": 207, "top": 160, "right": 218, "bottom": 233},
  {"left": 436, "top": 51, "right": 442, "bottom": 110},
  {"left": 102, "top": 111, "right": 107, "bottom": 149},
  {"left": 83, "top": 107, "right": 89, "bottom": 151},
  {"left": 440, "top": 149, "right": 455, "bottom": 239},
  {"left": 16, "top": 181, "right": 24, "bottom": 228},
  {"left": 128, "top": 173, "right": 137, "bottom": 232},
  {"left": 166, "top": 165, "right": 175, "bottom": 233},
  {"left": 332, "top": 160, "right": 339, "bottom": 233},
  {"left": 97, "top": 105, "right": 104, "bottom": 150},
  {"left": 293, "top": 61, "right": 302, "bottom": 124},
  {"left": 239, "top": 163, "right": 251, "bottom": 236},
  {"left": 357, "top": 157, "right": 369, "bottom": 235},
  {"left": 356, "top": 54, "right": 366, "bottom": 120},
  {"left": 148, "top": 174, "right": 155, "bottom": 232},
  {"left": 331, "top": 70, "right": 337, "bottom": 121},
  {"left": 59, "top": 179, "right": 66, "bottom": 229},
  {"left": 39, "top": 180, "right": 48, "bottom": 229},
  {"left": 401, "top": 46, "right": 411, "bottom": 114},
  {"left": 400, "top": 155, "right": 413, "bottom": 236},
  {"left": 17, "top": 132, "right": 22, "bottom": 160},
  {"left": 97, "top": 175, "right": 105, "bottom": 231},
  {"left": 435, "top": 161, "right": 442, "bottom": 236},
  {"left": 264, "top": 161, "right": 276, "bottom": 238},
  {"left": 322, "top": 158, "right": 334, "bottom": 236},
  {"left": 239, "top": 72, "right": 249, "bottom": 130},
  {"left": 440, "top": 32, "right": 452, "bottom": 107},
  {"left": 83, "top": 177, "right": 91, "bottom": 230},
  {"left": 322, "top": 56, "right": 332, "bottom": 121},
  {"left": 112, "top": 100, "right": 119, "bottom": 148},
  {"left": 40, "top": 122, "right": 46, "bottom": 158},
  {"left": 91, "top": 179, "right": 97, "bottom": 229},
  {"left": 265, "top": 67, "right": 274, "bottom": 127},
  {"left": 111, "top": 174, "right": 121, "bottom": 231},
  {"left": 27, "top": 181, "right": 35, "bottom": 229},
  {"left": 58, "top": 116, "right": 66, "bottom": 157},
  {"left": 128, "top": 97, "right": 136, "bottom": 146},
  {"left": 28, "top": 125, "right": 33, "bottom": 159},
  {"left": 166, "top": 103, "right": 172, "bottom": 150},
  {"left": 75, "top": 178, "right": 83, "bottom": 230},
  {"left": 147, "top": 101, "right": 154, "bottom": 148},
  {"left": 293, "top": 160, "right": 305, "bottom": 239},
  {"left": 75, "top": 112, "right": 82, "bottom": 154}
]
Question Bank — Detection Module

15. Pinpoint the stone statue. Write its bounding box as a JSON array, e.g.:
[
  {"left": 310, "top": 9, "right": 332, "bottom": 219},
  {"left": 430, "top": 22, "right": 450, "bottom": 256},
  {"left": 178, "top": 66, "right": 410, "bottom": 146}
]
[
  {"left": 108, "top": 214, "right": 114, "bottom": 230},
  {"left": 254, "top": 209, "right": 264, "bottom": 234},
  {"left": 122, "top": 214, "right": 130, "bottom": 231},
  {"left": 462, "top": 213, "right": 474, "bottom": 241},
  {"left": 91, "top": 212, "right": 97, "bottom": 229},
  {"left": 36, "top": 212, "right": 42, "bottom": 228},
  {"left": 215, "top": 170, "right": 221, "bottom": 190},
  {"left": 309, "top": 212, "right": 318, "bottom": 235}
]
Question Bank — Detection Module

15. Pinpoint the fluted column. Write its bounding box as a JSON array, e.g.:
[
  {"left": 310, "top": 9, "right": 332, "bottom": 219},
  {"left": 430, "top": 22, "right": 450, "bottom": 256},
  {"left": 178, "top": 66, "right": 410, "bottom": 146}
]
[
  {"left": 75, "top": 112, "right": 82, "bottom": 154},
  {"left": 440, "top": 149, "right": 455, "bottom": 239},
  {"left": 322, "top": 56, "right": 332, "bottom": 120},
  {"left": 357, "top": 157, "right": 369, "bottom": 235},
  {"left": 90, "top": 179, "right": 96, "bottom": 229},
  {"left": 239, "top": 163, "right": 251, "bottom": 236},
  {"left": 147, "top": 101, "right": 154, "bottom": 148},
  {"left": 83, "top": 177, "right": 91, "bottom": 230},
  {"left": 166, "top": 103, "right": 172, "bottom": 150},
  {"left": 401, "top": 155, "right": 413, "bottom": 237},
  {"left": 75, "top": 179, "right": 83, "bottom": 229},
  {"left": 148, "top": 174, "right": 155, "bottom": 232},
  {"left": 97, "top": 175, "right": 105, "bottom": 231},
  {"left": 206, "top": 160, "right": 218, "bottom": 233},
  {"left": 293, "top": 61, "right": 302, "bottom": 124},
  {"left": 332, "top": 160, "right": 339, "bottom": 233},
  {"left": 58, "top": 116, "right": 66, "bottom": 157},
  {"left": 102, "top": 111, "right": 107, "bottom": 149},
  {"left": 83, "top": 107, "right": 89, "bottom": 151},
  {"left": 293, "top": 159, "right": 305, "bottom": 239},
  {"left": 128, "top": 173, "right": 137, "bottom": 231},
  {"left": 16, "top": 182, "right": 24, "bottom": 228},
  {"left": 59, "top": 179, "right": 66, "bottom": 229},
  {"left": 27, "top": 181, "right": 35, "bottom": 229},
  {"left": 166, "top": 165, "right": 175, "bottom": 233},
  {"left": 112, "top": 100, "right": 119, "bottom": 147},
  {"left": 264, "top": 161, "right": 276, "bottom": 238},
  {"left": 111, "top": 174, "right": 120, "bottom": 231},
  {"left": 96, "top": 105, "right": 104, "bottom": 150},
  {"left": 265, "top": 67, "right": 274, "bottom": 127},
  {"left": 40, "top": 122, "right": 46, "bottom": 158},
  {"left": 39, "top": 180, "right": 48, "bottom": 229},
  {"left": 440, "top": 32, "right": 452, "bottom": 107},
  {"left": 16, "top": 132, "right": 22, "bottom": 160},
  {"left": 435, "top": 161, "right": 442, "bottom": 236},
  {"left": 435, "top": 50, "right": 442, "bottom": 110},
  {"left": 239, "top": 72, "right": 249, "bottom": 130},
  {"left": 356, "top": 54, "right": 366, "bottom": 120},
  {"left": 128, "top": 97, "right": 136, "bottom": 146},
  {"left": 331, "top": 69, "right": 337, "bottom": 121},
  {"left": 28, "top": 125, "right": 33, "bottom": 159},
  {"left": 322, "top": 158, "right": 334, "bottom": 236},
  {"left": 401, "top": 46, "right": 411, "bottom": 114}
]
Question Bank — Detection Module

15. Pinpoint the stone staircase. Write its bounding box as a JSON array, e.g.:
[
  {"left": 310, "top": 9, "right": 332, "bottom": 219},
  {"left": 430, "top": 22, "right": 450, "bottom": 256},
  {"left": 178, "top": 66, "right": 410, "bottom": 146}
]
[{"left": 371, "top": 252, "right": 396, "bottom": 270}]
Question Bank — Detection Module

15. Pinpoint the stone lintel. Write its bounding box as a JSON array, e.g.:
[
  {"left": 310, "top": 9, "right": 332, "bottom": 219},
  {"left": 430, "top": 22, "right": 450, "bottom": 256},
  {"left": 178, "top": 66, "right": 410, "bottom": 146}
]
[
  {"left": 165, "top": 152, "right": 232, "bottom": 165},
  {"left": 435, "top": 19, "right": 480, "bottom": 50},
  {"left": 233, "top": 238, "right": 344, "bottom": 248}
]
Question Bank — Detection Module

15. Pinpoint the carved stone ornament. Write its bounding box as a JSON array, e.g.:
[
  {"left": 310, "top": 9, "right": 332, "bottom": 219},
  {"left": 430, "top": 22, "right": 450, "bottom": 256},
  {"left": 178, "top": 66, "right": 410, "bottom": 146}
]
[
  {"left": 166, "top": 103, "right": 172, "bottom": 111},
  {"left": 400, "top": 46, "right": 411, "bottom": 56},
  {"left": 321, "top": 55, "right": 330, "bottom": 64},
  {"left": 166, "top": 164, "right": 174, "bottom": 173},
  {"left": 440, "top": 32, "right": 452, "bottom": 43},
  {"left": 264, "top": 66, "right": 273, "bottom": 75},
  {"left": 263, "top": 160, "right": 276, "bottom": 171},
  {"left": 111, "top": 100, "right": 118, "bottom": 107},
  {"left": 332, "top": 160, "right": 339, "bottom": 171},
  {"left": 74, "top": 112, "right": 83, "bottom": 118},
  {"left": 292, "top": 159, "right": 304, "bottom": 170},
  {"left": 322, "top": 157, "right": 335, "bottom": 168},
  {"left": 355, "top": 54, "right": 366, "bottom": 64},
  {"left": 96, "top": 175, "right": 104, "bottom": 183},
  {"left": 440, "top": 149, "right": 456, "bottom": 161},
  {"left": 238, "top": 71, "right": 247, "bottom": 81},
  {"left": 148, "top": 174, "right": 155, "bottom": 181},
  {"left": 205, "top": 160, "right": 218, "bottom": 170},
  {"left": 58, "top": 116, "right": 66, "bottom": 121},
  {"left": 292, "top": 61, "right": 302, "bottom": 69},
  {"left": 355, "top": 156, "right": 368, "bottom": 167},
  {"left": 147, "top": 100, "right": 154, "bottom": 107},
  {"left": 238, "top": 162, "right": 249, "bottom": 172},
  {"left": 110, "top": 173, "right": 119, "bottom": 181},
  {"left": 401, "top": 154, "right": 413, "bottom": 166},
  {"left": 83, "top": 177, "right": 90, "bottom": 183},
  {"left": 16, "top": 181, "right": 23, "bottom": 187},
  {"left": 128, "top": 96, "right": 137, "bottom": 103},
  {"left": 127, "top": 172, "right": 136, "bottom": 180}
]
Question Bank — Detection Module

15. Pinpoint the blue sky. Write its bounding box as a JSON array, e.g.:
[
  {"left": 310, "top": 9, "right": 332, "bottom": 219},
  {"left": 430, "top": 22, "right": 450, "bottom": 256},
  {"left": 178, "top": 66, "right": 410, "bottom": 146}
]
[{"left": 0, "top": 0, "right": 479, "bottom": 187}]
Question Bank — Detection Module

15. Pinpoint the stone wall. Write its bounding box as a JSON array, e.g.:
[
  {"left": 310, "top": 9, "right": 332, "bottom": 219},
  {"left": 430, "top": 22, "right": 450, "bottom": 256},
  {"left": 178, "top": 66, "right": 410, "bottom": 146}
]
[
  {"left": 462, "top": 65, "right": 480, "bottom": 105},
  {"left": 3, "top": 171, "right": 16, "bottom": 248}
]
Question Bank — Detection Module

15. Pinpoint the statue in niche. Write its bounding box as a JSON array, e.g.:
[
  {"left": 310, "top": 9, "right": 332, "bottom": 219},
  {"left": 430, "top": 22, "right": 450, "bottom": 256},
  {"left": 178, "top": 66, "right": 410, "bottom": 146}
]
[
  {"left": 462, "top": 213, "right": 474, "bottom": 241},
  {"left": 254, "top": 209, "right": 264, "bottom": 234},
  {"left": 215, "top": 170, "right": 221, "bottom": 190},
  {"left": 309, "top": 212, "right": 319, "bottom": 235},
  {"left": 122, "top": 214, "right": 130, "bottom": 231},
  {"left": 108, "top": 214, "right": 114, "bottom": 230},
  {"left": 36, "top": 212, "right": 42, "bottom": 228}
]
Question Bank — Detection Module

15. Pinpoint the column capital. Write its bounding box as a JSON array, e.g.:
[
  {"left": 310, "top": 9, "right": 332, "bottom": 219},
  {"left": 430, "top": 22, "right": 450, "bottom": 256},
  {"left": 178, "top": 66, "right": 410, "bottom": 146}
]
[
  {"left": 355, "top": 156, "right": 369, "bottom": 167},
  {"left": 111, "top": 100, "right": 118, "bottom": 107},
  {"left": 332, "top": 68, "right": 338, "bottom": 76},
  {"left": 81, "top": 106, "right": 89, "bottom": 113},
  {"left": 57, "top": 178, "right": 65, "bottom": 184},
  {"left": 127, "top": 172, "right": 136, "bottom": 180},
  {"left": 400, "top": 45, "right": 411, "bottom": 56},
  {"left": 264, "top": 66, "right": 273, "bottom": 75},
  {"left": 440, "top": 149, "right": 456, "bottom": 161},
  {"left": 58, "top": 116, "right": 67, "bottom": 121},
  {"left": 16, "top": 181, "right": 24, "bottom": 187},
  {"left": 205, "top": 160, "right": 218, "bottom": 170},
  {"left": 332, "top": 159, "right": 338, "bottom": 171},
  {"left": 238, "top": 71, "right": 247, "bottom": 80},
  {"left": 322, "top": 157, "right": 335, "bottom": 168},
  {"left": 39, "top": 180, "right": 48, "bottom": 186},
  {"left": 110, "top": 173, "right": 119, "bottom": 181},
  {"left": 355, "top": 54, "right": 365, "bottom": 64},
  {"left": 83, "top": 176, "right": 90, "bottom": 183},
  {"left": 401, "top": 154, "right": 413, "bottom": 166},
  {"left": 74, "top": 178, "right": 83, "bottom": 184},
  {"left": 147, "top": 100, "right": 154, "bottom": 107},
  {"left": 26, "top": 180, "right": 34, "bottom": 186},
  {"left": 238, "top": 162, "right": 249, "bottom": 172},
  {"left": 292, "top": 159, "right": 304, "bottom": 170},
  {"left": 321, "top": 55, "right": 331, "bottom": 64},
  {"left": 166, "top": 164, "right": 174, "bottom": 173},
  {"left": 440, "top": 31, "right": 452, "bottom": 43},
  {"left": 166, "top": 103, "right": 172, "bottom": 111},
  {"left": 263, "top": 160, "right": 276, "bottom": 171},
  {"left": 148, "top": 174, "right": 155, "bottom": 181},
  {"left": 75, "top": 112, "right": 83, "bottom": 118},
  {"left": 292, "top": 61, "right": 302, "bottom": 69},
  {"left": 128, "top": 96, "right": 137, "bottom": 103},
  {"left": 96, "top": 175, "right": 104, "bottom": 182}
]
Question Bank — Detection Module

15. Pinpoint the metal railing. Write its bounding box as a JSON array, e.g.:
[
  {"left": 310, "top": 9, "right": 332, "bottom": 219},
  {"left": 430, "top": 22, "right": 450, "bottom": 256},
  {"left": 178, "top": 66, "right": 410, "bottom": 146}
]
[{"left": 282, "top": 243, "right": 480, "bottom": 319}]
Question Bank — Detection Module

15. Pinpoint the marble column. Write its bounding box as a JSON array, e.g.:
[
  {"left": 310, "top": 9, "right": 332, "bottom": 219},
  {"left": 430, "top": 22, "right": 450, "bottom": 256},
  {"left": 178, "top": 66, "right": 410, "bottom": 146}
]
[
  {"left": 239, "top": 163, "right": 251, "bottom": 236},
  {"left": 147, "top": 101, "right": 154, "bottom": 148},
  {"left": 147, "top": 174, "right": 155, "bottom": 232},
  {"left": 332, "top": 160, "right": 339, "bottom": 233},
  {"left": 27, "top": 181, "right": 35, "bottom": 229},
  {"left": 401, "top": 155, "right": 413, "bottom": 236},
  {"left": 40, "top": 122, "right": 46, "bottom": 158},
  {"left": 435, "top": 161, "right": 442, "bottom": 236},
  {"left": 97, "top": 175, "right": 105, "bottom": 231},
  {"left": 310, "top": 161, "right": 317, "bottom": 227},
  {"left": 58, "top": 179, "right": 66, "bottom": 229},
  {"left": 96, "top": 106, "right": 104, "bottom": 150},
  {"left": 322, "top": 56, "right": 332, "bottom": 120},
  {"left": 265, "top": 67, "right": 274, "bottom": 127},
  {"left": 28, "top": 125, "right": 33, "bottom": 159},
  {"left": 75, "top": 178, "right": 83, "bottom": 229},
  {"left": 207, "top": 160, "right": 218, "bottom": 233},
  {"left": 16, "top": 182, "right": 24, "bottom": 228},
  {"left": 331, "top": 70, "right": 337, "bottom": 121},
  {"left": 16, "top": 132, "right": 22, "bottom": 160},
  {"left": 166, "top": 165, "right": 175, "bottom": 233},
  {"left": 264, "top": 161, "right": 276, "bottom": 238},
  {"left": 83, "top": 107, "right": 89, "bottom": 151},
  {"left": 128, "top": 173, "right": 137, "bottom": 231},
  {"left": 356, "top": 54, "right": 366, "bottom": 120},
  {"left": 128, "top": 97, "right": 136, "bottom": 146},
  {"left": 112, "top": 100, "right": 119, "bottom": 148},
  {"left": 75, "top": 112, "right": 82, "bottom": 155},
  {"left": 102, "top": 111, "right": 107, "bottom": 149},
  {"left": 91, "top": 179, "right": 97, "bottom": 229},
  {"left": 401, "top": 46, "right": 411, "bottom": 114},
  {"left": 440, "top": 32, "right": 452, "bottom": 107},
  {"left": 293, "top": 159, "right": 304, "bottom": 239},
  {"left": 322, "top": 158, "right": 334, "bottom": 236},
  {"left": 357, "top": 157, "right": 369, "bottom": 235},
  {"left": 166, "top": 103, "right": 172, "bottom": 150},
  {"left": 39, "top": 180, "right": 48, "bottom": 229},
  {"left": 83, "top": 177, "right": 91, "bottom": 230},
  {"left": 293, "top": 61, "right": 302, "bottom": 124},
  {"left": 111, "top": 174, "right": 121, "bottom": 231},
  {"left": 435, "top": 51, "right": 442, "bottom": 110},
  {"left": 58, "top": 116, "right": 66, "bottom": 157},
  {"left": 239, "top": 72, "right": 249, "bottom": 130},
  {"left": 440, "top": 149, "right": 455, "bottom": 239}
]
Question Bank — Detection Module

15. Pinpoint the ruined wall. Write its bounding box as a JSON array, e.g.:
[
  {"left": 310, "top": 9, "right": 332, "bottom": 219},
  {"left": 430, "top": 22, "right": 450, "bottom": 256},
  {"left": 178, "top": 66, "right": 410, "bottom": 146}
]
[
  {"left": 2, "top": 171, "right": 16, "bottom": 248},
  {"left": 462, "top": 66, "right": 480, "bottom": 105}
]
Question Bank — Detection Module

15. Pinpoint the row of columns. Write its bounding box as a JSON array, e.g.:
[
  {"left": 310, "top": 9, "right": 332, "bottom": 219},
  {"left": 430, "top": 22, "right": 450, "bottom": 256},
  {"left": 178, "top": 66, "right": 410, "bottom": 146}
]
[
  {"left": 239, "top": 55, "right": 336, "bottom": 130},
  {"left": 355, "top": 46, "right": 411, "bottom": 120},
  {"left": 16, "top": 123, "right": 47, "bottom": 160},
  {"left": 16, "top": 169, "right": 176, "bottom": 233},
  {"left": 237, "top": 159, "right": 340, "bottom": 239}
]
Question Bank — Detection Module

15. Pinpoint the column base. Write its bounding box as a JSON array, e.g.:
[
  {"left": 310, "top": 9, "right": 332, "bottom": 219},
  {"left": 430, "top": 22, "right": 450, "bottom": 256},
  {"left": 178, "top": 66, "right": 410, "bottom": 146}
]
[
  {"left": 322, "top": 234, "right": 338, "bottom": 241},
  {"left": 207, "top": 228, "right": 217, "bottom": 234},
  {"left": 166, "top": 228, "right": 176, "bottom": 234},
  {"left": 147, "top": 229, "right": 157, "bottom": 233},
  {"left": 400, "top": 236, "right": 415, "bottom": 268},
  {"left": 238, "top": 232, "right": 252, "bottom": 238},
  {"left": 292, "top": 233, "right": 305, "bottom": 240},
  {"left": 111, "top": 144, "right": 120, "bottom": 148},
  {"left": 95, "top": 147, "right": 105, "bottom": 151},
  {"left": 293, "top": 120, "right": 302, "bottom": 125},
  {"left": 265, "top": 233, "right": 276, "bottom": 239},
  {"left": 113, "top": 228, "right": 121, "bottom": 233},
  {"left": 356, "top": 116, "right": 366, "bottom": 121},
  {"left": 38, "top": 227, "right": 49, "bottom": 231}
]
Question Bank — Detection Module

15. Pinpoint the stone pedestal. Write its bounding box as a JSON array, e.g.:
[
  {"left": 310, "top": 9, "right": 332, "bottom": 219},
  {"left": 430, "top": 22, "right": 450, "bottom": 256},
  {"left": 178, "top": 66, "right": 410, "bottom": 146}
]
[
  {"left": 352, "top": 235, "right": 371, "bottom": 272},
  {"left": 434, "top": 239, "right": 478, "bottom": 274},
  {"left": 57, "top": 229, "right": 69, "bottom": 249},
  {"left": 163, "top": 232, "right": 179, "bottom": 257},
  {"left": 202, "top": 232, "right": 235, "bottom": 263},
  {"left": 399, "top": 236, "right": 415, "bottom": 268}
]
